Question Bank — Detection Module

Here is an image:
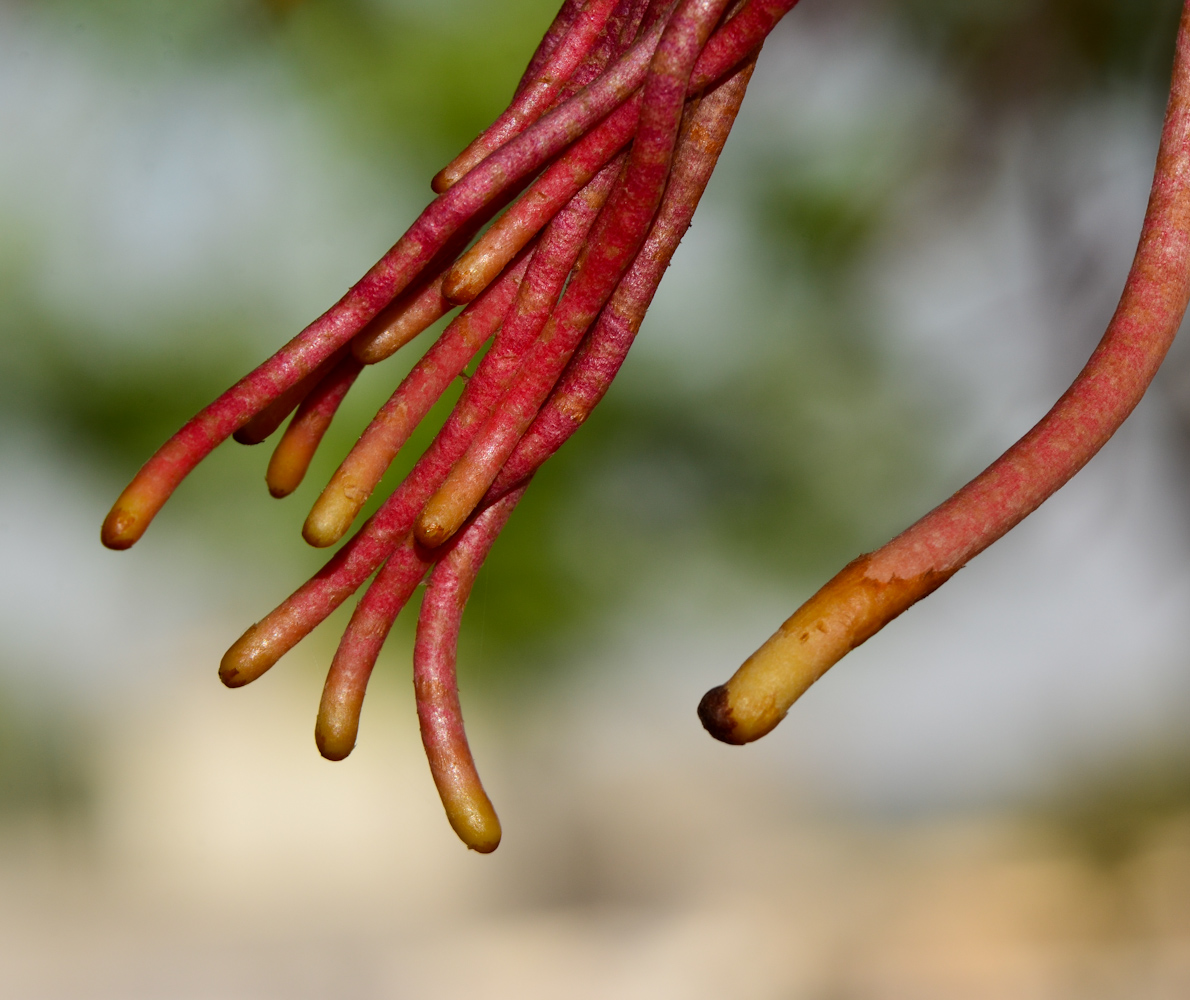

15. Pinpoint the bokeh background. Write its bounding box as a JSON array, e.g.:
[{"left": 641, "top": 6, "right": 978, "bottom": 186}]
[{"left": 4, "top": 0, "right": 1190, "bottom": 995}]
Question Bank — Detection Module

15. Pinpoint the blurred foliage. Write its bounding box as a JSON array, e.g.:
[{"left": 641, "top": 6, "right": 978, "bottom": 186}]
[
  {"left": 27, "top": 0, "right": 568, "bottom": 173},
  {"left": 892, "top": 0, "right": 1183, "bottom": 105},
  {"left": 0, "top": 678, "right": 90, "bottom": 820},
  {"left": 1041, "top": 747, "right": 1190, "bottom": 868}
]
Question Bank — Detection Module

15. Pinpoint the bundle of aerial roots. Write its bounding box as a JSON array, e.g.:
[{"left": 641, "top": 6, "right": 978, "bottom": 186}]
[{"left": 104, "top": 0, "right": 1190, "bottom": 852}]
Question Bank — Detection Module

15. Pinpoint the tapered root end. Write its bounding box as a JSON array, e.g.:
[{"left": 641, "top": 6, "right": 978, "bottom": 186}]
[
  {"left": 314, "top": 720, "right": 356, "bottom": 762},
  {"left": 415, "top": 489, "right": 474, "bottom": 549},
  {"left": 697, "top": 685, "right": 746, "bottom": 745},
  {"left": 703, "top": 558, "right": 957, "bottom": 745},
  {"left": 444, "top": 794, "right": 502, "bottom": 854},
  {"left": 314, "top": 686, "right": 363, "bottom": 762},
  {"left": 101, "top": 499, "right": 152, "bottom": 550},
  {"left": 267, "top": 463, "right": 303, "bottom": 499},
  {"left": 101, "top": 508, "right": 139, "bottom": 550},
  {"left": 353, "top": 291, "right": 447, "bottom": 365},
  {"left": 219, "top": 623, "right": 285, "bottom": 688},
  {"left": 266, "top": 440, "right": 314, "bottom": 499},
  {"left": 443, "top": 246, "right": 506, "bottom": 306},
  {"left": 302, "top": 498, "right": 355, "bottom": 549},
  {"left": 218, "top": 657, "right": 253, "bottom": 689},
  {"left": 434, "top": 141, "right": 487, "bottom": 197},
  {"left": 413, "top": 516, "right": 454, "bottom": 550},
  {"left": 351, "top": 338, "right": 393, "bottom": 365},
  {"left": 232, "top": 427, "right": 269, "bottom": 446}
]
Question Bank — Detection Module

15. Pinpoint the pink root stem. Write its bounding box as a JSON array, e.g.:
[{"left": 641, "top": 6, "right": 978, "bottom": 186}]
[
  {"left": 315, "top": 155, "right": 626, "bottom": 553},
  {"left": 416, "top": 0, "right": 733, "bottom": 549},
  {"left": 433, "top": 0, "right": 623, "bottom": 193},
  {"left": 232, "top": 347, "right": 348, "bottom": 446},
  {"left": 515, "top": 0, "right": 585, "bottom": 96},
  {"left": 699, "top": 0, "right": 1190, "bottom": 746},
  {"left": 101, "top": 12, "right": 669, "bottom": 551},
  {"left": 414, "top": 487, "right": 527, "bottom": 853},
  {"left": 216, "top": 0, "right": 801, "bottom": 684},
  {"left": 443, "top": 0, "right": 799, "bottom": 305},
  {"left": 314, "top": 534, "right": 437, "bottom": 762},
  {"left": 220, "top": 163, "right": 626, "bottom": 690},
  {"left": 487, "top": 58, "right": 756, "bottom": 503},
  {"left": 101, "top": 0, "right": 796, "bottom": 551}
]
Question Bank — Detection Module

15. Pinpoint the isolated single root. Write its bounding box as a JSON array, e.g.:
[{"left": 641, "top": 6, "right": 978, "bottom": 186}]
[
  {"left": 700, "top": 0, "right": 1190, "bottom": 746},
  {"left": 413, "top": 489, "right": 527, "bottom": 853}
]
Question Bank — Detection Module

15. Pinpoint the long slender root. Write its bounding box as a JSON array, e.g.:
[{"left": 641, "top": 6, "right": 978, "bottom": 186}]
[
  {"left": 700, "top": 1, "right": 1190, "bottom": 745},
  {"left": 414, "top": 489, "right": 526, "bottom": 853},
  {"left": 433, "top": 0, "right": 622, "bottom": 193},
  {"left": 315, "top": 535, "right": 436, "bottom": 761},
  {"left": 416, "top": 0, "right": 733, "bottom": 549},
  {"left": 487, "top": 58, "right": 756, "bottom": 504}
]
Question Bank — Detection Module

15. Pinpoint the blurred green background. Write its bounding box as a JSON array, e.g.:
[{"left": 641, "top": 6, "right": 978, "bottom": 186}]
[{"left": 4, "top": 1, "right": 1190, "bottom": 996}]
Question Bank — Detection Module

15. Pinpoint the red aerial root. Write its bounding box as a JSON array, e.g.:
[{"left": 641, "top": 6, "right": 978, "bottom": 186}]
[
  {"left": 515, "top": 0, "right": 585, "bottom": 96},
  {"left": 414, "top": 488, "right": 526, "bottom": 853},
  {"left": 314, "top": 535, "right": 436, "bottom": 761},
  {"left": 109, "top": 0, "right": 822, "bottom": 848},
  {"left": 432, "top": 0, "right": 622, "bottom": 193},
  {"left": 233, "top": 348, "right": 347, "bottom": 446},
  {"left": 350, "top": 271, "right": 455, "bottom": 367},
  {"left": 443, "top": 0, "right": 796, "bottom": 307},
  {"left": 102, "top": 10, "right": 668, "bottom": 551},
  {"left": 416, "top": 0, "right": 732, "bottom": 549},
  {"left": 700, "top": 0, "right": 1190, "bottom": 746},
  {"left": 228, "top": 161, "right": 626, "bottom": 694},
  {"left": 487, "top": 58, "right": 756, "bottom": 504}
]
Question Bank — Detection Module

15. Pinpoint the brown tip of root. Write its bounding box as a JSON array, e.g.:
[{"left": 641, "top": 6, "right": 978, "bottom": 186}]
[
  {"left": 446, "top": 799, "right": 502, "bottom": 854},
  {"left": 266, "top": 444, "right": 310, "bottom": 498},
  {"left": 314, "top": 684, "right": 362, "bottom": 762},
  {"left": 701, "top": 556, "right": 959, "bottom": 745},
  {"left": 101, "top": 507, "right": 140, "bottom": 550},
  {"left": 302, "top": 507, "right": 349, "bottom": 548},
  {"left": 413, "top": 517, "right": 453, "bottom": 550},
  {"left": 430, "top": 169, "right": 453, "bottom": 195},
  {"left": 232, "top": 427, "right": 267, "bottom": 446},
  {"left": 219, "top": 623, "right": 285, "bottom": 688},
  {"left": 467, "top": 831, "right": 501, "bottom": 854},
  {"left": 698, "top": 685, "right": 745, "bottom": 745},
  {"left": 314, "top": 724, "right": 355, "bottom": 762},
  {"left": 350, "top": 339, "right": 389, "bottom": 365}
]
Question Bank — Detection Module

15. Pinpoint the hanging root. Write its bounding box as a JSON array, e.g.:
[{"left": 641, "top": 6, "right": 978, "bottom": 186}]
[
  {"left": 414, "top": 489, "right": 526, "bottom": 853},
  {"left": 432, "top": 0, "right": 623, "bottom": 192},
  {"left": 315, "top": 536, "right": 436, "bottom": 761},
  {"left": 700, "top": 0, "right": 1190, "bottom": 745},
  {"left": 486, "top": 56, "right": 756, "bottom": 503}
]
